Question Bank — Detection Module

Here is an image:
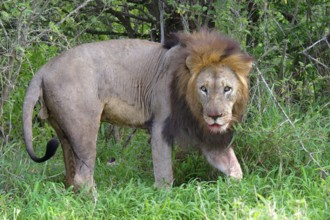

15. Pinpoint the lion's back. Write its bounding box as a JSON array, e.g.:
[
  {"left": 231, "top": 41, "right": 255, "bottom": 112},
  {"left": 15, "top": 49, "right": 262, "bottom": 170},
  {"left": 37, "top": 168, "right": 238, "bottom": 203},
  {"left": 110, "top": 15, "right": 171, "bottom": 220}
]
[
  {"left": 44, "top": 39, "right": 162, "bottom": 71},
  {"left": 38, "top": 39, "right": 166, "bottom": 91}
]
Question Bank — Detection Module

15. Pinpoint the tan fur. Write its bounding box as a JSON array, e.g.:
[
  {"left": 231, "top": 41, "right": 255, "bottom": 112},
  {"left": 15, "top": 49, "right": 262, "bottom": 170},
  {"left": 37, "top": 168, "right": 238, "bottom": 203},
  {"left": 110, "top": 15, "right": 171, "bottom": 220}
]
[{"left": 23, "top": 30, "right": 252, "bottom": 191}]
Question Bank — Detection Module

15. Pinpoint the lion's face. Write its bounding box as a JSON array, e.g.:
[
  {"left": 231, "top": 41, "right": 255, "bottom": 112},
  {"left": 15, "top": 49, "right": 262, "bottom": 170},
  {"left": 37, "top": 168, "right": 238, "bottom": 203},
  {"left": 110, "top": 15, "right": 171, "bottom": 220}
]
[{"left": 195, "top": 65, "right": 239, "bottom": 133}]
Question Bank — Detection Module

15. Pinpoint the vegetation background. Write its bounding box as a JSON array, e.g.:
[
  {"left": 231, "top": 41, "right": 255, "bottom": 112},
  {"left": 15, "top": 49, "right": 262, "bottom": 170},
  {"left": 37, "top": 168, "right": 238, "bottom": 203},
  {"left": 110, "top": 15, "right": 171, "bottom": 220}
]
[{"left": 1, "top": 0, "right": 329, "bottom": 219}]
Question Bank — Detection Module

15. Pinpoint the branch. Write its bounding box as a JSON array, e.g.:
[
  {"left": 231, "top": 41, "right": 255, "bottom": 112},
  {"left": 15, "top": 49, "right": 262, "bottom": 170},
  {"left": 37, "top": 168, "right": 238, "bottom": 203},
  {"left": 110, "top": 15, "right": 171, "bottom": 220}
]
[
  {"left": 56, "top": 0, "right": 93, "bottom": 26},
  {"left": 85, "top": 29, "right": 149, "bottom": 38},
  {"left": 302, "top": 34, "right": 330, "bottom": 69},
  {"left": 105, "top": 7, "right": 134, "bottom": 38},
  {"left": 122, "top": 129, "right": 137, "bottom": 149},
  {"left": 255, "top": 66, "right": 329, "bottom": 177},
  {"left": 0, "top": 20, "right": 11, "bottom": 44},
  {"left": 105, "top": 7, "right": 156, "bottom": 23},
  {"left": 29, "top": 0, "right": 93, "bottom": 43},
  {"left": 158, "top": 0, "right": 165, "bottom": 43}
]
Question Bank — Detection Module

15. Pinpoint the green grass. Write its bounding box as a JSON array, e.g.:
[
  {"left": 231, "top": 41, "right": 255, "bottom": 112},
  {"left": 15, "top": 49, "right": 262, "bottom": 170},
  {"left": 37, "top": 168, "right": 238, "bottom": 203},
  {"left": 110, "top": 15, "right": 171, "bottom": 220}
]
[
  {"left": 1, "top": 96, "right": 329, "bottom": 219},
  {"left": 1, "top": 156, "right": 329, "bottom": 219}
]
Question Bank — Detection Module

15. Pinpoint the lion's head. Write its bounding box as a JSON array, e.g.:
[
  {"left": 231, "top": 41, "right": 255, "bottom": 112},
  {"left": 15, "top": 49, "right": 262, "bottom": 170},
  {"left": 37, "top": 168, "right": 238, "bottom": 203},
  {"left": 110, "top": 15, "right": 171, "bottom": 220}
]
[
  {"left": 169, "top": 29, "right": 253, "bottom": 135},
  {"left": 191, "top": 65, "right": 244, "bottom": 133}
]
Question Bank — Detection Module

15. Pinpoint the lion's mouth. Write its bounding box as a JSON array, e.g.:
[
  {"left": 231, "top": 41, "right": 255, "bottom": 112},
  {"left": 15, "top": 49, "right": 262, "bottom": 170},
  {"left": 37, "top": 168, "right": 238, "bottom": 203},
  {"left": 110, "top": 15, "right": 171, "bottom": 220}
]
[{"left": 207, "top": 123, "right": 223, "bottom": 133}]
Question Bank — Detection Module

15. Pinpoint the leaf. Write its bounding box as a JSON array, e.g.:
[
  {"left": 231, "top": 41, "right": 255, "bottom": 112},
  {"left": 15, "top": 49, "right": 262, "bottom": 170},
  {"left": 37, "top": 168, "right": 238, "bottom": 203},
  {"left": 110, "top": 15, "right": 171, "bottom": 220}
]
[
  {"left": 0, "top": 11, "right": 10, "bottom": 22},
  {"left": 39, "top": 15, "right": 47, "bottom": 21},
  {"left": 49, "top": 21, "right": 59, "bottom": 33}
]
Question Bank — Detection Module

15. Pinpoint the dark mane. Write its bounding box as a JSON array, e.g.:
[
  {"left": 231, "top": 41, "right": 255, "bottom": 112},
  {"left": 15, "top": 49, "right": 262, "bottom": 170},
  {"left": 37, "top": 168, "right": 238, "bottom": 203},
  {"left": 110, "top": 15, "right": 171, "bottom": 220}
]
[{"left": 163, "top": 33, "right": 180, "bottom": 49}]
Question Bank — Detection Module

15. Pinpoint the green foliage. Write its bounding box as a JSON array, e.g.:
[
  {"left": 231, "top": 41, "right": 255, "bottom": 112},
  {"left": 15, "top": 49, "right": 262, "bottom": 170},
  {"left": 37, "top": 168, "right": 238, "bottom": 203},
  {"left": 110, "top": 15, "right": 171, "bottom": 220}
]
[{"left": 215, "top": 0, "right": 329, "bottom": 105}]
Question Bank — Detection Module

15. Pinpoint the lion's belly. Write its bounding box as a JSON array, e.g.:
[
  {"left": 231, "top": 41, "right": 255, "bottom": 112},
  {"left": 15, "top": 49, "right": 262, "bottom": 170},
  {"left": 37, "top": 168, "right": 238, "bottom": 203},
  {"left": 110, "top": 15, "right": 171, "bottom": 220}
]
[{"left": 101, "top": 97, "right": 149, "bottom": 128}]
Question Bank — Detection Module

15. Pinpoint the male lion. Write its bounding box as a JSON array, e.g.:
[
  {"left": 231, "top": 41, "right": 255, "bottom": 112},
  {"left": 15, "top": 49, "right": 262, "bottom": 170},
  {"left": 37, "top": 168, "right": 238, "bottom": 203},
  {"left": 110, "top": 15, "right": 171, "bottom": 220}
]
[{"left": 23, "top": 29, "right": 253, "bottom": 190}]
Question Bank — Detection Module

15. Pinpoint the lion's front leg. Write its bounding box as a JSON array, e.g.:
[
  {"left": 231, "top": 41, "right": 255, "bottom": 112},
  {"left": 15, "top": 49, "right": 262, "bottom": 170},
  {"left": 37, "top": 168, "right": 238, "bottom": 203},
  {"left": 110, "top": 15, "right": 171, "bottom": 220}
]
[
  {"left": 151, "top": 122, "right": 173, "bottom": 188},
  {"left": 202, "top": 147, "right": 243, "bottom": 180}
]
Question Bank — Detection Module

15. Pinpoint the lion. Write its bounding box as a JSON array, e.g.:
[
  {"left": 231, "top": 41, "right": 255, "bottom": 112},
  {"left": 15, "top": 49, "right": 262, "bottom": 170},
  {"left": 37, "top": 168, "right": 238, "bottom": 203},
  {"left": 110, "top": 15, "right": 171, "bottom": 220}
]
[{"left": 23, "top": 29, "right": 253, "bottom": 190}]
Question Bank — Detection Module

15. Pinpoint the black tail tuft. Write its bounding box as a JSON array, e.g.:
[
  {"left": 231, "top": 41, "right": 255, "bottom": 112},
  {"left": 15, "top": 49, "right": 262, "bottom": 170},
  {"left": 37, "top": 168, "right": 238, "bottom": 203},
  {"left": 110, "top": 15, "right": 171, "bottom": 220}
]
[{"left": 33, "top": 138, "right": 59, "bottom": 163}]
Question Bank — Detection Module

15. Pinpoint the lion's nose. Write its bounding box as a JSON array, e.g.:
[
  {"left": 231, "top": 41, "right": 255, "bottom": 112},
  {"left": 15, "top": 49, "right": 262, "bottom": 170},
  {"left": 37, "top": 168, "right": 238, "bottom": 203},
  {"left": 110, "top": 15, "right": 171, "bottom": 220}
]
[{"left": 208, "top": 113, "right": 223, "bottom": 121}]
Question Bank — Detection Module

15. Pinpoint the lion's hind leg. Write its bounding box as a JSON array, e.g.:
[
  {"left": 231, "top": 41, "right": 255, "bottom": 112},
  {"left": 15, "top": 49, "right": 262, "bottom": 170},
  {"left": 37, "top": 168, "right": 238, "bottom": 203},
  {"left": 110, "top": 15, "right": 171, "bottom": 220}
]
[
  {"left": 64, "top": 119, "right": 100, "bottom": 191},
  {"left": 49, "top": 111, "right": 101, "bottom": 191},
  {"left": 49, "top": 118, "right": 76, "bottom": 188}
]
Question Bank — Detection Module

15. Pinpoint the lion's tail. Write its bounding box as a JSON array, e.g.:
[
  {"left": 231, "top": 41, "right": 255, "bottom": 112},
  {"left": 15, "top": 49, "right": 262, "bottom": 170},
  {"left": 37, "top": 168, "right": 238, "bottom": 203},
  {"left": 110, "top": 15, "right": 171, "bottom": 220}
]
[{"left": 22, "top": 72, "right": 59, "bottom": 163}]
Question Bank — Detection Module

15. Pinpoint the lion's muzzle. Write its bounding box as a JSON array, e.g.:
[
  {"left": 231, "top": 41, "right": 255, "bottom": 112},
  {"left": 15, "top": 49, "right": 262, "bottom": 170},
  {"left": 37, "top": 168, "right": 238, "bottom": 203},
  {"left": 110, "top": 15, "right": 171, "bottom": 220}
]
[{"left": 204, "top": 112, "right": 231, "bottom": 133}]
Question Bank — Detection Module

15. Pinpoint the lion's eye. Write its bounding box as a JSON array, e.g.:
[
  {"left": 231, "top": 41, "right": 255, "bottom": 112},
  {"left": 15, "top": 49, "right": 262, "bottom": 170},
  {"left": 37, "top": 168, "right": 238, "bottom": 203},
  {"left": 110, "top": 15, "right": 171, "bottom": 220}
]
[
  {"left": 224, "top": 86, "right": 232, "bottom": 93},
  {"left": 200, "top": 86, "right": 208, "bottom": 94}
]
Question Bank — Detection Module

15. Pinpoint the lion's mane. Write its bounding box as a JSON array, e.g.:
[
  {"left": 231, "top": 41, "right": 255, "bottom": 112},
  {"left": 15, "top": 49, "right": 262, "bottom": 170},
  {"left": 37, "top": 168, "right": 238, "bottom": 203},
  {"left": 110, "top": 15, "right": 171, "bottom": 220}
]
[{"left": 163, "top": 29, "right": 252, "bottom": 150}]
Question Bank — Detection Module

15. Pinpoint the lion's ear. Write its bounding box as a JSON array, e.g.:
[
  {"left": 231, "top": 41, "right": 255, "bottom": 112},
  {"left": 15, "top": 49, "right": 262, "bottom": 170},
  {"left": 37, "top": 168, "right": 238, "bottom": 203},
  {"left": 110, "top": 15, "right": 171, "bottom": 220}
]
[
  {"left": 241, "top": 59, "right": 253, "bottom": 76},
  {"left": 222, "top": 54, "right": 253, "bottom": 77},
  {"left": 186, "top": 56, "right": 194, "bottom": 73}
]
